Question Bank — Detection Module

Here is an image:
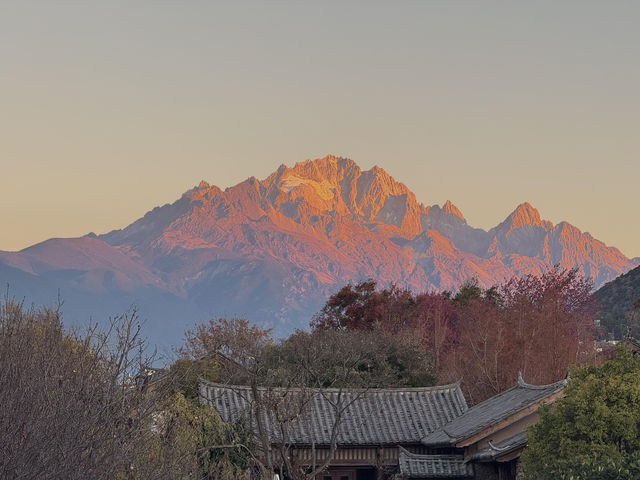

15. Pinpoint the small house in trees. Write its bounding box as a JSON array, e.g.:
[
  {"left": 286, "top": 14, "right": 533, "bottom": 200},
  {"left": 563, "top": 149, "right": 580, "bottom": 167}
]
[{"left": 199, "top": 376, "right": 566, "bottom": 480}]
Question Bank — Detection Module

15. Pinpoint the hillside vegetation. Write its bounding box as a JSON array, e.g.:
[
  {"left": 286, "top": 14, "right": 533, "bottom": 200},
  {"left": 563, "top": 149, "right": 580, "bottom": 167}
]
[{"left": 594, "top": 264, "right": 640, "bottom": 338}]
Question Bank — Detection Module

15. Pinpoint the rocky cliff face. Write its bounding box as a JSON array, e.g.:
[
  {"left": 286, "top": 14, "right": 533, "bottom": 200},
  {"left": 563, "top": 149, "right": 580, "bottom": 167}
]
[{"left": 1, "top": 155, "right": 636, "bottom": 339}]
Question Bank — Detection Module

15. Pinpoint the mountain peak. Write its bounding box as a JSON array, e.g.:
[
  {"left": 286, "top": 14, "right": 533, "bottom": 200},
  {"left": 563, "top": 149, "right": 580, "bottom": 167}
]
[
  {"left": 285, "top": 155, "right": 358, "bottom": 185},
  {"left": 443, "top": 200, "right": 465, "bottom": 221},
  {"left": 507, "top": 202, "right": 544, "bottom": 229},
  {"left": 4, "top": 155, "right": 637, "bottom": 345}
]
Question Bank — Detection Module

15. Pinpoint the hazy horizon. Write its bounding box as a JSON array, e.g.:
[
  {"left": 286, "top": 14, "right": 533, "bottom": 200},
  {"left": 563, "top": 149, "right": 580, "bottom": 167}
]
[{"left": 2, "top": 1, "right": 639, "bottom": 257}]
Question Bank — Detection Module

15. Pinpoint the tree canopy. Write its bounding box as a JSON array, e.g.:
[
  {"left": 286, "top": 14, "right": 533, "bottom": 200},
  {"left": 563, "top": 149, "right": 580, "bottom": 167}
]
[
  {"left": 522, "top": 345, "right": 640, "bottom": 479},
  {"left": 312, "top": 267, "right": 597, "bottom": 403}
]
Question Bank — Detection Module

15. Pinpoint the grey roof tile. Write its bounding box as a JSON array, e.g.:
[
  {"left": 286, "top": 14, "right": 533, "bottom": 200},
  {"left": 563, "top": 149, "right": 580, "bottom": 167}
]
[
  {"left": 464, "top": 431, "right": 527, "bottom": 462},
  {"left": 422, "top": 375, "right": 566, "bottom": 447},
  {"left": 199, "top": 381, "right": 468, "bottom": 446},
  {"left": 398, "top": 447, "right": 473, "bottom": 478}
]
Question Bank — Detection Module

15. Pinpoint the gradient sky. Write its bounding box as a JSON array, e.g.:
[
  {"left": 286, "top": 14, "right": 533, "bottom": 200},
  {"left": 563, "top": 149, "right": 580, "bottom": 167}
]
[{"left": 1, "top": 1, "right": 639, "bottom": 257}]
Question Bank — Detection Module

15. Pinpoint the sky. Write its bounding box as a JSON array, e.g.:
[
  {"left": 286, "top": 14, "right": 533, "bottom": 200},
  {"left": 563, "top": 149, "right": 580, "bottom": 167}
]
[{"left": 1, "top": 1, "right": 639, "bottom": 257}]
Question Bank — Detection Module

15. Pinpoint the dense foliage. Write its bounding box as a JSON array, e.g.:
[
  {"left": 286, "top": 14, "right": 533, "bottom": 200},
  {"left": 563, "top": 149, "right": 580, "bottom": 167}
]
[
  {"left": 133, "top": 392, "right": 256, "bottom": 480},
  {"left": 594, "top": 263, "right": 640, "bottom": 339},
  {"left": 521, "top": 345, "right": 640, "bottom": 480},
  {"left": 264, "top": 328, "right": 436, "bottom": 388},
  {"left": 313, "top": 267, "right": 597, "bottom": 403},
  {"left": 453, "top": 268, "right": 596, "bottom": 402}
]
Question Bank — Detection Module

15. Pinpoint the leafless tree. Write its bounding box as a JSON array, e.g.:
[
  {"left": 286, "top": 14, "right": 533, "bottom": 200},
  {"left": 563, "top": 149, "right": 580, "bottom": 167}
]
[
  {"left": 266, "top": 329, "right": 396, "bottom": 480},
  {"left": 190, "top": 322, "right": 414, "bottom": 480},
  {"left": 0, "top": 299, "right": 165, "bottom": 480}
]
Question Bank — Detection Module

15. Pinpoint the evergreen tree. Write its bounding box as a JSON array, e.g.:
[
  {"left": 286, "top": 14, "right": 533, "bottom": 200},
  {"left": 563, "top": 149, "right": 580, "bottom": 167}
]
[{"left": 522, "top": 345, "right": 640, "bottom": 479}]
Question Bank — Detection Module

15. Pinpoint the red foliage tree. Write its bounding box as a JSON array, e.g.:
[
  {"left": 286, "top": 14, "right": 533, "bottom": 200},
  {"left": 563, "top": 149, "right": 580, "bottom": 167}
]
[
  {"left": 313, "top": 267, "right": 597, "bottom": 405},
  {"left": 444, "top": 267, "right": 597, "bottom": 403},
  {"left": 441, "top": 292, "right": 506, "bottom": 403},
  {"left": 501, "top": 267, "right": 596, "bottom": 383},
  {"left": 311, "top": 280, "right": 417, "bottom": 331},
  {"left": 411, "top": 293, "right": 458, "bottom": 373},
  {"left": 312, "top": 281, "right": 457, "bottom": 375}
]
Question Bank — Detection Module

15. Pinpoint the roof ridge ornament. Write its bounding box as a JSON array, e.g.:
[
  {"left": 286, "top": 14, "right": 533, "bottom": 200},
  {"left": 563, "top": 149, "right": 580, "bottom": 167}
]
[
  {"left": 488, "top": 440, "right": 510, "bottom": 452},
  {"left": 516, "top": 371, "right": 569, "bottom": 390}
]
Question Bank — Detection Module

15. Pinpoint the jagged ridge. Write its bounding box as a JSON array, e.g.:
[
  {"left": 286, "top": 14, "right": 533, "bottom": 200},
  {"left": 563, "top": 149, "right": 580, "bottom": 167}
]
[{"left": 1, "top": 155, "right": 636, "bottom": 339}]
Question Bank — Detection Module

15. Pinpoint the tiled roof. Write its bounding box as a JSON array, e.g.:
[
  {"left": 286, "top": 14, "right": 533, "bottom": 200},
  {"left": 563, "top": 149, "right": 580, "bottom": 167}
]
[
  {"left": 398, "top": 447, "right": 473, "bottom": 478},
  {"left": 422, "top": 374, "right": 566, "bottom": 447},
  {"left": 465, "top": 431, "right": 527, "bottom": 462},
  {"left": 622, "top": 337, "right": 640, "bottom": 354},
  {"left": 199, "top": 380, "right": 468, "bottom": 446}
]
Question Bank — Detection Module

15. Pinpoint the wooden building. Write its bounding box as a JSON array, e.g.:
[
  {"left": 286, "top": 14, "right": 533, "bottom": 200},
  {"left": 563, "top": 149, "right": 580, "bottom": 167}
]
[
  {"left": 199, "top": 375, "right": 566, "bottom": 480},
  {"left": 419, "top": 374, "right": 567, "bottom": 480}
]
